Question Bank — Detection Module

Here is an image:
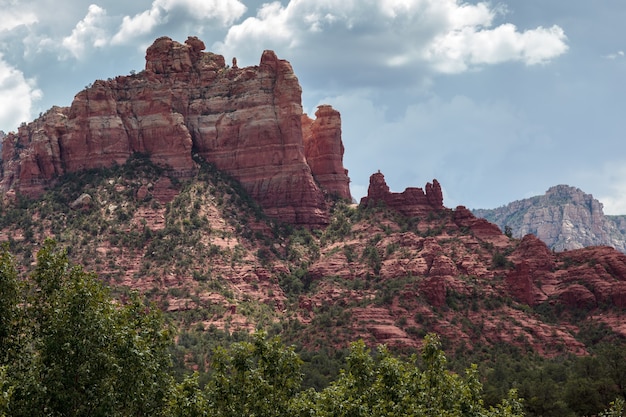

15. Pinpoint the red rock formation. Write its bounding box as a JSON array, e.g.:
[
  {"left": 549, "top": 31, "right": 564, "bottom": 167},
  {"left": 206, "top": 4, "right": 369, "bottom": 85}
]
[
  {"left": 0, "top": 36, "right": 351, "bottom": 226},
  {"left": 504, "top": 234, "right": 626, "bottom": 310},
  {"left": 505, "top": 235, "right": 558, "bottom": 306},
  {"left": 453, "top": 206, "right": 510, "bottom": 247},
  {"left": 359, "top": 171, "right": 444, "bottom": 216},
  {"left": 302, "top": 105, "right": 351, "bottom": 199}
]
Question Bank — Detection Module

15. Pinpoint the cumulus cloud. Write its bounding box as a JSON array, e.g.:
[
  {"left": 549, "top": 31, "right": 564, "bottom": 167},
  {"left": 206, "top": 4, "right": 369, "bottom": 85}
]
[
  {"left": 427, "top": 24, "right": 568, "bottom": 73},
  {"left": 62, "top": 4, "right": 110, "bottom": 59},
  {"left": 0, "top": 54, "right": 42, "bottom": 132},
  {"left": 0, "top": 2, "right": 38, "bottom": 31},
  {"left": 157, "top": 0, "right": 247, "bottom": 23},
  {"left": 112, "top": 7, "right": 163, "bottom": 44},
  {"left": 112, "top": 0, "right": 246, "bottom": 44},
  {"left": 216, "top": 0, "right": 567, "bottom": 76}
]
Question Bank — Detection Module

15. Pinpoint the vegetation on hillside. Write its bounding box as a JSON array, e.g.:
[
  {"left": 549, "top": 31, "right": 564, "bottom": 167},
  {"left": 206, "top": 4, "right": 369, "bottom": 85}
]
[
  {"left": 0, "top": 241, "right": 530, "bottom": 416},
  {"left": 1, "top": 157, "right": 626, "bottom": 416}
]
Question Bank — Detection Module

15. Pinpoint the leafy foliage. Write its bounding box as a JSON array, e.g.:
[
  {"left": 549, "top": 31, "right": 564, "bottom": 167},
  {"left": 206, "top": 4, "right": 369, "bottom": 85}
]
[
  {"left": 167, "top": 333, "right": 524, "bottom": 417},
  {"left": 205, "top": 331, "right": 303, "bottom": 417},
  {"left": 0, "top": 240, "right": 173, "bottom": 416},
  {"left": 289, "top": 334, "right": 523, "bottom": 417},
  {"left": 451, "top": 341, "right": 626, "bottom": 417}
]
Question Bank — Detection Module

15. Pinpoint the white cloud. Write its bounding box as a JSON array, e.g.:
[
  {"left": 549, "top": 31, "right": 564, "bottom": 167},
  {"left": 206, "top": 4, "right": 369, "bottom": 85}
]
[
  {"left": 216, "top": 0, "right": 567, "bottom": 75},
  {"left": 112, "top": 7, "right": 163, "bottom": 45},
  {"left": 604, "top": 50, "right": 625, "bottom": 60},
  {"left": 0, "top": 54, "right": 42, "bottom": 132},
  {"left": 156, "top": 0, "right": 246, "bottom": 24},
  {"left": 427, "top": 24, "right": 568, "bottom": 73},
  {"left": 0, "top": 2, "right": 38, "bottom": 31},
  {"left": 217, "top": 2, "right": 295, "bottom": 51},
  {"left": 62, "top": 4, "right": 109, "bottom": 59},
  {"left": 112, "top": 0, "right": 246, "bottom": 44}
]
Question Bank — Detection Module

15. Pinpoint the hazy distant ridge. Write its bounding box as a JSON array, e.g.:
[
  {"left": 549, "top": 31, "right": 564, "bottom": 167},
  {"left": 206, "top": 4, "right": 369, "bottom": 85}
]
[{"left": 473, "top": 185, "right": 626, "bottom": 253}]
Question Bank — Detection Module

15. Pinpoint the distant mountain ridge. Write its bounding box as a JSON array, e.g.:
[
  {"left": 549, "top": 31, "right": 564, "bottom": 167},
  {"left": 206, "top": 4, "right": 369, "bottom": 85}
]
[{"left": 473, "top": 185, "right": 626, "bottom": 253}]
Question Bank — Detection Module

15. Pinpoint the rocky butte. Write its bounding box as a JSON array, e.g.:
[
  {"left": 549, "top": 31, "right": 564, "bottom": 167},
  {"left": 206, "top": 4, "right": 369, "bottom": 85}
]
[
  {"left": 0, "top": 36, "right": 350, "bottom": 226},
  {"left": 360, "top": 171, "right": 444, "bottom": 216}
]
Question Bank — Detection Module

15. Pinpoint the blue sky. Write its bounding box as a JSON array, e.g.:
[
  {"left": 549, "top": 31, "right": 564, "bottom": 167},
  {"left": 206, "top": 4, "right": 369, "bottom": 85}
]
[{"left": 1, "top": 0, "right": 625, "bottom": 213}]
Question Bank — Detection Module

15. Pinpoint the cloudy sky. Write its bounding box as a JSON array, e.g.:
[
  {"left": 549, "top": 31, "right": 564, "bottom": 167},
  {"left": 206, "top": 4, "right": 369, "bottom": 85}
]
[{"left": 1, "top": 0, "right": 625, "bottom": 213}]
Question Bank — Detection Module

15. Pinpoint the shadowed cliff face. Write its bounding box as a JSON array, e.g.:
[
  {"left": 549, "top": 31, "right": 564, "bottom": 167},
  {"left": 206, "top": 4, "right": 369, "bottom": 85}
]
[{"left": 0, "top": 36, "right": 350, "bottom": 226}]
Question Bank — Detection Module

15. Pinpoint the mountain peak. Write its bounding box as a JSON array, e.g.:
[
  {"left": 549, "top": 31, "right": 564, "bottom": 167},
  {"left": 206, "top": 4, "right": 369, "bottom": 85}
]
[
  {"left": 0, "top": 36, "right": 350, "bottom": 226},
  {"left": 545, "top": 184, "right": 584, "bottom": 196},
  {"left": 474, "top": 185, "right": 625, "bottom": 252}
]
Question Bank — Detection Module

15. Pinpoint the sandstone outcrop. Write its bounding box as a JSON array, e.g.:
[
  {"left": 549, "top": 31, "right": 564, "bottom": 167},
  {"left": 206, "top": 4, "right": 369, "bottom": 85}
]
[
  {"left": 505, "top": 234, "right": 626, "bottom": 310},
  {"left": 302, "top": 105, "right": 351, "bottom": 200},
  {"left": 453, "top": 206, "right": 510, "bottom": 247},
  {"left": 0, "top": 36, "right": 351, "bottom": 226},
  {"left": 6, "top": 37, "right": 626, "bottom": 357},
  {"left": 359, "top": 171, "right": 443, "bottom": 216}
]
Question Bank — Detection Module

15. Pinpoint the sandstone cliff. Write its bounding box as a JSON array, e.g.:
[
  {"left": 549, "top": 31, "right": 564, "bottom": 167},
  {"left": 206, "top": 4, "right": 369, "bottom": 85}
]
[
  {"left": 474, "top": 185, "right": 626, "bottom": 252},
  {"left": 302, "top": 105, "right": 350, "bottom": 199},
  {"left": 359, "top": 171, "right": 444, "bottom": 216},
  {"left": 0, "top": 36, "right": 350, "bottom": 226}
]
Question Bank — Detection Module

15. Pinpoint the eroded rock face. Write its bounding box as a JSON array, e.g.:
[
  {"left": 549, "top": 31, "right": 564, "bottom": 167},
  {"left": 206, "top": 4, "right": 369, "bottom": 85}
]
[
  {"left": 359, "top": 171, "right": 444, "bottom": 216},
  {"left": 302, "top": 105, "right": 351, "bottom": 200},
  {"left": 453, "top": 206, "right": 510, "bottom": 247},
  {"left": 0, "top": 36, "right": 350, "bottom": 226},
  {"left": 474, "top": 185, "right": 626, "bottom": 253},
  {"left": 505, "top": 234, "right": 626, "bottom": 310}
]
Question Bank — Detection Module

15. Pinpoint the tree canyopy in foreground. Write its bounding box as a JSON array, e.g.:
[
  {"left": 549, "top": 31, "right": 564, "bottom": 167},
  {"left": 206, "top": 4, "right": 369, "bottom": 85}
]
[
  {"left": 0, "top": 240, "right": 172, "bottom": 416},
  {"left": 0, "top": 240, "right": 535, "bottom": 416}
]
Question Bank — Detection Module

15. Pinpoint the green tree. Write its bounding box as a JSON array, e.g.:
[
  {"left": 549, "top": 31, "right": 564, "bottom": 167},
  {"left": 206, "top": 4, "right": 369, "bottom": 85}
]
[
  {"left": 292, "top": 334, "right": 524, "bottom": 417},
  {"left": 600, "top": 397, "right": 625, "bottom": 417},
  {"left": 164, "top": 372, "right": 209, "bottom": 417},
  {"left": 0, "top": 366, "right": 12, "bottom": 417},
  {"left": 0, "top": 244, "right": 19, "bottom": 363},
  {"left": 205, "top": 330, "right": 303, "bottom": 417},
  {"left": 0, "top": 239, "right": 173, "bottom": 416}
]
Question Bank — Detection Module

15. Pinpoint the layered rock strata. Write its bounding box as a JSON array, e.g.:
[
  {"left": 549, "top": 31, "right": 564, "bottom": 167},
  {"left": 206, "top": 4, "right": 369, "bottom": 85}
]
[
  {"left": 359, "top": 171, "right": 443, "bottom": 216},
  {"left": 0, "top": 36, "right": 351, "bottom": 226},
  {"left": 506, "top": 234, "right": 626, "bottom": 309},
  {"left": 474, "top": 185, "right": 626, "bottom": 252},
  {"left": 302, "top": 105, "right": 351, "bottom": 199}
]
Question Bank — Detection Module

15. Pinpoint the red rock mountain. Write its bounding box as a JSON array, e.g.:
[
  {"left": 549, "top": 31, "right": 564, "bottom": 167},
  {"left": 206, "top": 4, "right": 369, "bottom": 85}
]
[
  {"left": 0, "top": 36, "right": 350, "bottom": 226},
  {"left": 2, "top": 36, "right": 626, "bottom": 359}
]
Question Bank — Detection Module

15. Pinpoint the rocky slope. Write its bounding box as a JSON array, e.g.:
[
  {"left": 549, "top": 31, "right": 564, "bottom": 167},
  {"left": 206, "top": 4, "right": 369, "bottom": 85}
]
[
  {"left": 474, "top": 184, "right": 626, "bottom": 252},
  {"left": 0, "top": 36, "right": 350, "bottom": 226},
  {"left": 3, "top": 159, "right": 626, "bottom": 358}
]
